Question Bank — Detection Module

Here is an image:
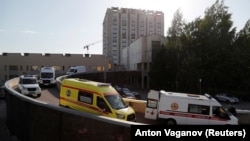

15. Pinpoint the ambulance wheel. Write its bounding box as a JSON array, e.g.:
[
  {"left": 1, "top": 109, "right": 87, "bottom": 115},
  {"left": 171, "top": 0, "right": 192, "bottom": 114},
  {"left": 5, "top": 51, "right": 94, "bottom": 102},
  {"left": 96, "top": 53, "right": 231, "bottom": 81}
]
[{"left": 165, "top": 119, "right": 176, "bottom": 125}]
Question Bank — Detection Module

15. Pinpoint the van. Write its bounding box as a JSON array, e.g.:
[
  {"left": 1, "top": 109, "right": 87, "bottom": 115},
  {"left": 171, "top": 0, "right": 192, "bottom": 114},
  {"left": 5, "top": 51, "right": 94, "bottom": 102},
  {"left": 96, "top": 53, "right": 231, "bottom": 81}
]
[
  {"left": 59, "top": 78, "right": 136, "bottom": 121},
  {"left": 66, "top": 66, "right": 86, "bottom": 75},
  {"left": 145, "top": 90, "right": 238, "bottom": 125},
  {"left": 39, "top": 67, "right": 56, "bottom": 86}
]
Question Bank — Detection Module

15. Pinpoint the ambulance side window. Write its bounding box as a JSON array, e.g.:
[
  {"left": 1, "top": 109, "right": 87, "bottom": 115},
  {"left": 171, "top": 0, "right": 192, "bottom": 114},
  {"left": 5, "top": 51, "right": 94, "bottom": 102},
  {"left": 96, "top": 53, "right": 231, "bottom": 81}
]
[
  {"left": 97, "top": 97, "right": 112, "bottom": 113},
  {"left": 78, "top": 91, "right": 93, "bottom": 104},
  {"left": 188, "top": 104, "right": 209, "bottom": 115}
]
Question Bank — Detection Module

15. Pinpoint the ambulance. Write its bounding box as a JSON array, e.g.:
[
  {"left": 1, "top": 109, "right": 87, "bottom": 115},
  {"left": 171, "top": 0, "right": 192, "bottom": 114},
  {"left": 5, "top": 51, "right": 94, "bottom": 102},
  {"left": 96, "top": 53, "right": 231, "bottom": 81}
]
[
  {"left": 39, "top": 67, "right": 56, "bottom": 86},
  {"left": 59, "top": 78, "right": 136, "bottom": 121},
  {"left": 145, "top": 90, "right": 238, "bottom": 125}
]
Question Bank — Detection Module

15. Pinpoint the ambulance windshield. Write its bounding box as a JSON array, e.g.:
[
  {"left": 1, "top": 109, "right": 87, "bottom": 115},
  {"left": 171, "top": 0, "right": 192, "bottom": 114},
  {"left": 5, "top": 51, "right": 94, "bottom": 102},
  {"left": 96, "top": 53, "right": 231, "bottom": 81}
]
[{"left": 105, "top": 95, "right": 128, "bottom": 110}]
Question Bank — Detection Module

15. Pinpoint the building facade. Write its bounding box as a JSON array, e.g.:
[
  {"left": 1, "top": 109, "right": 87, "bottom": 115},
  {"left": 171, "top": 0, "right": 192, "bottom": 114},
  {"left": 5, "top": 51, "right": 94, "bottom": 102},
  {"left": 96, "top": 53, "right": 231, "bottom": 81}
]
[
  {"left": 121, "top": 35, "right": 167, "bottom": 88},
  {"left": 0, "top": 53, "right": 112, "bottom": 84},
  {"left": 103, "top": 7, "right": 164, "bottom": 65}
]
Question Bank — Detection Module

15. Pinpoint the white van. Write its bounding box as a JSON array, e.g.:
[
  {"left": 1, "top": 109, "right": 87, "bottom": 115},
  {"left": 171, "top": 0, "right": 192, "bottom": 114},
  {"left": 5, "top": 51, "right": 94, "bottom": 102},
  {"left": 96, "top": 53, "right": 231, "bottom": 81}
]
[
  {"left": 18, "top": 75, "right": 42, "bottom": 97},
  {"left": 39, "top": 67, "right": 56, "bottom": 86},
  {"left": 145, "top": 90, "right": 238, "bottom": 125},
  {"left": 66, "top": 66, "right": 86, "bottom": 75}
]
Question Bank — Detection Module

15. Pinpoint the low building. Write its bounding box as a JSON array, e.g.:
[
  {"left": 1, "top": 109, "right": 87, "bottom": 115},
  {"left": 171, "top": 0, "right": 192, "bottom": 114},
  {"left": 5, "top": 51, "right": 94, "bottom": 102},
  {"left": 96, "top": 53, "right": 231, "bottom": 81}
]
[
  {"left": 0, "top": 53, "right": 113, "bottom": 83},
  {"left": 120, "top": 34, "right": 167, "bottom": 88}
]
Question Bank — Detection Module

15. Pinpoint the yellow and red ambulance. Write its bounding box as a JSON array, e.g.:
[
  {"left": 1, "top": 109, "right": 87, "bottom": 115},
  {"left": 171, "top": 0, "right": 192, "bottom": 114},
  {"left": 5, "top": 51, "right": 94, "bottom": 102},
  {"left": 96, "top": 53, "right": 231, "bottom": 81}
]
[{"left": 59, "top": 78, "right": 136, "bottom": 121}]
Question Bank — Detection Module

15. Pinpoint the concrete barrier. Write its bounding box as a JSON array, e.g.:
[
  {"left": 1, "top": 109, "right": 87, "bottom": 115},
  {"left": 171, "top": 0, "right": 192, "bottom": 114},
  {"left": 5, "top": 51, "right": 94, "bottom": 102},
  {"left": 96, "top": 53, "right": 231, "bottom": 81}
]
[
  {"left": 123, "top": 98, "right": 147, "bottom": 114},
  {"left": 5, "top": 77, "right": 143, "bottom": 141}
]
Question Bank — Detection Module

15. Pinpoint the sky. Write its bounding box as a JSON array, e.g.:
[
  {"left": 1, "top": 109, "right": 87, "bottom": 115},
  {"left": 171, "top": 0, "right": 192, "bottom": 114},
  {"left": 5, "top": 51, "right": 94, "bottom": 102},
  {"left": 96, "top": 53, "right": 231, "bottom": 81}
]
[{"left": 0, "top": 0, "right": 249, "bottom": 55}]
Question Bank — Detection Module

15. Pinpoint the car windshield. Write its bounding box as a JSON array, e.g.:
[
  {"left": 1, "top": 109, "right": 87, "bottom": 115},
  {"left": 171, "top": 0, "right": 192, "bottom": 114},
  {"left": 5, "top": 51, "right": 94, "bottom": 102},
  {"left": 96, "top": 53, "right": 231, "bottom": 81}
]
[
  {"left": 41, "top": 73, "right": 53, "bottom": 78},
  {"left": 126, "top": 93, "right": 134, "bottom": 96},
  {"left": 125, "top": 93, "right": 135, "bottom": 97},
  {"left": 22, "top": 78, "right": 37, "bottom": 84},
  {"left": 122, "top": 88, "right": 130, "bottom": 92},
  {"left": 225, "top": 94, "right": 235, "bottom": 97},
  {"left": 69, "top": 69, "right": 77, "bottom": 73},
  {"left": 213, "top": 106, "right": 230, "bottom": 119},
  {"left": 105, "top": 95, "right": 128, "bottom": 110}
]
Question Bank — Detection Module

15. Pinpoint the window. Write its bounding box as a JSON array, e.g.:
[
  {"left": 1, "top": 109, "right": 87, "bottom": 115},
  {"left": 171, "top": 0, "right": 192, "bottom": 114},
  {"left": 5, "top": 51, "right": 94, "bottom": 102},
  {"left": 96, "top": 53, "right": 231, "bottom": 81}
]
[
  {"left": 9, "top": 65, "right": 18, "bottom": 71},
  {"left": 147, "top": 99, "right": 158, "bottom": 108},
  {"left": 31, "top": 65, "right": 39, "bottom": 71},
  {"left": 97, "top": 96, "right": 111, "bottom": 113},
  {"left": 212, "top": 106, "right": 230, "bottom": 119},
  {"left": 131, "top": 34, "right": 135, "bottom": 39},
  {"left": 188, "top": 104, "right": 210, "bottom": 115},
  {"left": 122, "top": 21, "right": 126, "bottom": 26},
  {"left": 122, "top": 33, "right": 126, "bottom": 38},
  {"left": 53, "top": 66, "right": 61, "bottom": 71},
  {"left": 78, "top": 91, "right": 93, "bottom": 104}
]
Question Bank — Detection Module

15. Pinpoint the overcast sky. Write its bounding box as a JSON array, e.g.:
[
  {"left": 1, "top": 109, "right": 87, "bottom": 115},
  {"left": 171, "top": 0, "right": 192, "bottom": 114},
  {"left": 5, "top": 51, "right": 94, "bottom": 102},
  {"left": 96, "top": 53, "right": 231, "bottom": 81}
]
[{"left": 0, "top": 0, "right": 249, "bottom": 55}]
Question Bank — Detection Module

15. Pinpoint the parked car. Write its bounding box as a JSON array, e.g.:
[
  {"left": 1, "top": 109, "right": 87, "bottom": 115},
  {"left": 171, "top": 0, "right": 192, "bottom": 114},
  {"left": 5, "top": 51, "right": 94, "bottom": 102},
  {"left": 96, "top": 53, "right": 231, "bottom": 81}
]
[
  {"left": 113, "top": 85, "right": 139, "bottom": 99},
  {"left": 113, "top": 85, "right": 122, "bottom": 91},
  {"left": 121, "top": 88, "right": 140, "bottom": 99},
  {"left": 214, "top": 93, "right": 239, "bottom": 104}
]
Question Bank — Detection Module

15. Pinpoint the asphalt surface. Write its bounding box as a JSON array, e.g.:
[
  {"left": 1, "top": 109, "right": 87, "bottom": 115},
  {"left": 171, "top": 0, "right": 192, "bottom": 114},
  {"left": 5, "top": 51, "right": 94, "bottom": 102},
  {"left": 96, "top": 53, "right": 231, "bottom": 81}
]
[{"left": 0, "top": 98, "right": 20, "bottom": 141}]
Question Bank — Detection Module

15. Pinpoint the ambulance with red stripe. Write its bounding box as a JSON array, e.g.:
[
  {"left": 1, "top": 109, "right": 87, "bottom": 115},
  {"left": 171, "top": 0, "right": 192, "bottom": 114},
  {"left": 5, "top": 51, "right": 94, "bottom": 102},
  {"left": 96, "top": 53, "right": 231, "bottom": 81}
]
[
  {"left": 145, "top": 90, "right": 238, "bottom": 125},
  {"left": 59, "top": 78, "right": 136, "bottom": 121}
]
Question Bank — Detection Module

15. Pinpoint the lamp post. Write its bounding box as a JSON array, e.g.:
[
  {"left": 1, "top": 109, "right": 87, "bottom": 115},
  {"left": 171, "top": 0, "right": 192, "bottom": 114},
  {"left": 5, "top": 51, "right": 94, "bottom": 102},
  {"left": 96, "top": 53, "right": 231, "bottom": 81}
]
[{"left": 199, "top": 78, "right": 202, "bottom": 94}]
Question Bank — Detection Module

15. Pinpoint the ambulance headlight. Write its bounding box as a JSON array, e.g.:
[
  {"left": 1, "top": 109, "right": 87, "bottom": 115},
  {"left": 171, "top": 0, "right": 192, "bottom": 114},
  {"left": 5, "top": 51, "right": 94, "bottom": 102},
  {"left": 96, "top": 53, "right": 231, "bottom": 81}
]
[{"left": 116, "top": 113, "right": 125, "bottom": 119}]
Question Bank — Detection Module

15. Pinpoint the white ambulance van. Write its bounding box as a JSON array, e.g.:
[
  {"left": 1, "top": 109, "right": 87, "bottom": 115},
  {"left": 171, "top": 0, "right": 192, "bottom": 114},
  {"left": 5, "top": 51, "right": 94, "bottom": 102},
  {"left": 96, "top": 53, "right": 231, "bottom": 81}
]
[
  {"left": 145, "top": 90, "right": 238, "bottom": 125},
  {"left": 39, "top": 67, "right": 56, "bottom": 86}
]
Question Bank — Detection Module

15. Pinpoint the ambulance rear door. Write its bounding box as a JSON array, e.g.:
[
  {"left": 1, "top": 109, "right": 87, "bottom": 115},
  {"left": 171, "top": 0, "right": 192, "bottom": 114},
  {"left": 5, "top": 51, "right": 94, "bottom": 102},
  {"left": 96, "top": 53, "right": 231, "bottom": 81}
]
[{"left": 145, "top": 90, "right": 160, "bottom": 120}]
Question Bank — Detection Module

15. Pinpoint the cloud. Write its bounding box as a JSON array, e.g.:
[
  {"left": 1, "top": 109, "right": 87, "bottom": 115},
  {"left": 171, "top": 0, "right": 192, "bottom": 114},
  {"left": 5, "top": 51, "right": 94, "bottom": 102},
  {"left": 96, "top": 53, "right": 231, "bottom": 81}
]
[
  {"left": 0, "top": 29, "right": 5, "bottom": 32},
  {"left": 21, "top": 30, "right": 39, "bottom": 34}
]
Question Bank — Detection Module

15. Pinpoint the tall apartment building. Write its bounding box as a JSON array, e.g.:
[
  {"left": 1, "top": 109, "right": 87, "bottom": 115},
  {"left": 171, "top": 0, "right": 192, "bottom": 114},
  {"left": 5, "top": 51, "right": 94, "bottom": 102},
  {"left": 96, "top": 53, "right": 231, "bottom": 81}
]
[{"left": 103, "top": 7, "right": 164, "bottom": 65}]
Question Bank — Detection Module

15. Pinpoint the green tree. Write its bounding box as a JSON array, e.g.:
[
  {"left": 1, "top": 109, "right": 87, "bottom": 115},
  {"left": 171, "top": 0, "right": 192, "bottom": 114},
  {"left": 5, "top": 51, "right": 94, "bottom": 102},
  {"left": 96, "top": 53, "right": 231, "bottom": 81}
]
[
  {"left": 188, "top": 0, "right": 236, "bottom": 91},
  {"left": 165, "top": 8, "right": 186, "bottom": 91},
  {"left": 150, "top": 0, "right": 248, "bottom": 94},
  {"left": 233, "top": 19, "right": 250, "bottom": 91}
]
